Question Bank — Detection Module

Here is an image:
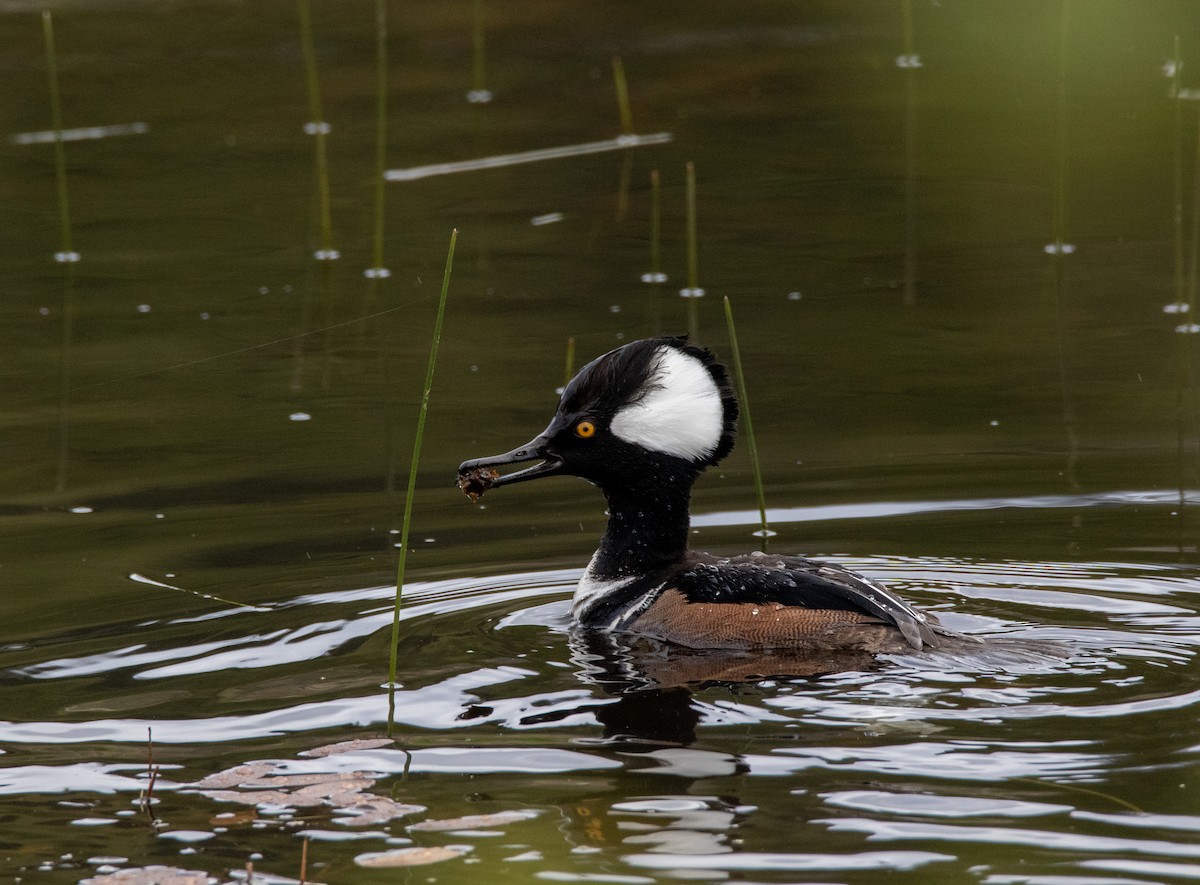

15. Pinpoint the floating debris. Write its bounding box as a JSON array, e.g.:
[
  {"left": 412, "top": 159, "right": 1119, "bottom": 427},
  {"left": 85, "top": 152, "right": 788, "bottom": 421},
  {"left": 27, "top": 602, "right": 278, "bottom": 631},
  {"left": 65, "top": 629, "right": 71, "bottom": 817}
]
[
  {"left": 128, "top": 574, "right": 263, "bottom": 611},
  {"left": 10, "top": 121, "right": 148, "bottom": 145},
  {"left": 531, "top": 212, "right": 565, "bottom": 226},
  {"left": 78, "top": 866, "right": 214, "bottom": 885},
  {"left": 355, "top": 846, "right": 469, "bottom": 867},
  {"left": 407, "top": 809, "right": 540, "bottom": 832},
  {"left": 192, "top": 765, "right": 268, "bottom": 791},
  {"left": 201, "top": 776, "right": 376, "bottom": 808},
  {"left": 299, "top": 738, "right": 395, "bottom": 757},
  {"left": 333, "top": 796, "right": 425, "bottom": 826},
  {"left": 385, "top": 132, "right": 672, "bottom": 182}
]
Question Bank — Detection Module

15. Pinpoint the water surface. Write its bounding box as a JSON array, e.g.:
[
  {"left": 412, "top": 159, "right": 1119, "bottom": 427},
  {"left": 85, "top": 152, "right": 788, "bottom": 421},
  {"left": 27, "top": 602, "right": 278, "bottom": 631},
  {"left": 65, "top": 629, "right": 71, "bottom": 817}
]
[{"left": 2, "top": 0, "right": 1200, "bottom": 882}]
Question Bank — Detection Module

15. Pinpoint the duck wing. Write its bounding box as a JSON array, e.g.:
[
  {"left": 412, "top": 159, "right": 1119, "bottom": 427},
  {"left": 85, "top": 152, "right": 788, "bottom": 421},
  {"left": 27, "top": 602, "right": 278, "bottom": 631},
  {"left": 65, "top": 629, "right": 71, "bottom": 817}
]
[{"left": 673, "top": 552, "right": 941, "bottom": 650}]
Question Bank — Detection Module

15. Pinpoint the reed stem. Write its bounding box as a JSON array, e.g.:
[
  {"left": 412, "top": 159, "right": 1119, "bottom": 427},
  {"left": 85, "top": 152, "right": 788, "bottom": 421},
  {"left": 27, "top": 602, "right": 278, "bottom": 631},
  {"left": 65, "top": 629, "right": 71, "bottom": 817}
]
[
  {"left": 42, "top": 12, "right": 73, "bottom": 258},
  {"left": 470, "top": 0, "right": 489, "bottom": 101},
  {"left": 683, "top": 162, "right": 701, "bottom": 338},
  {"left": 612, "top": 56, "right": 633, "bottom": 135},
  {"left": 686, "top": 161, "right": 698, "bottom": 291},
  {"left": 370, "top": 0, "right": 388, "bottom": 275},
  {"left": 387, "top": 229, "right": 458, "bottom": 735},
  {"left": 1172, "top": 35, "right": 1187, "bottom": 311},
  {"left": 901, "top": 0, "right": 917, "bottom": 306},
  {"left": 722, "top": 297, "right": 770, "bottom": 549},
  {"left": 43, "top": 11, "right": 76, "bottom": 493},
  {"left": 298, "top": 0, "right": 335, "bottom": 256},
  {"left": 1053, "top": 0, "right": 1070, "bottom": 253},
  {"left": 650, "top": 169, "right": 662, "bottom": 277},
  {"left": 1189, "top": 103, "right": 1200, "bottom": 312},
  {"left": 563, "top": 336, "right": 575, "bottom": 388}
]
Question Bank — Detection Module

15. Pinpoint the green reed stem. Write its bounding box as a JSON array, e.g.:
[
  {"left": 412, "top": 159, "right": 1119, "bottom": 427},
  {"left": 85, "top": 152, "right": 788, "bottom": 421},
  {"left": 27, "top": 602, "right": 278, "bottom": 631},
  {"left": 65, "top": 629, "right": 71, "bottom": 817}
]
[
  {"left": 1189, "top": 103, "right": 1200, "bottom": 312},
  {"left": 55, "top": 264, "right": 75, "bottom": 494},
  {"left": 723, "top": 297, "right": 769, "bottom": 549},
  {"left": 686, "top": 161, "right": 699, "bottom": 291},
  {"left": 612, "top": 56, "right": 633, "bottom": 135},
  {"left": 298, "top": 0, "right": 334, "bottom": 255},
  {"left": 650, "top": 169, "right": 662, "bottom": 277},
  {"left": 1012, "top": 776, "right": 1143, "bottom": 815},
  {"left": 1173, "top": 35, "right": 1184, "bottom": 307},
  {"left": 42, "top": 12, "right": 72, "bottom": 258},
  {"left": 371, "top": 0, "right": 388, "bottom": 273},
  {"left": 471, "top": 0, "right": 486, "bottom": 95},
  {"left": 563, "top": 336, "right": 575, "bottom": 388},
  {"left": 1184, "top": 96, "right": 1200, "bottom": 508},
  {"left": 684, "top": 162, "right": 700, "bottom": 338},
  {"left": 388, "top": 228, "right": 458, "bottom": 735},
  {"left": 901, "top": 0, "right": 917, "bottom": 306},
  {"left": 44, "top": 11, "right": 76, "bottom": 494},
  {"left": 1053, "top": 0, "right": 1070, "bottom": 254},
  {"left": 902, "top": 0, "right": 914, "bottom": 56}
]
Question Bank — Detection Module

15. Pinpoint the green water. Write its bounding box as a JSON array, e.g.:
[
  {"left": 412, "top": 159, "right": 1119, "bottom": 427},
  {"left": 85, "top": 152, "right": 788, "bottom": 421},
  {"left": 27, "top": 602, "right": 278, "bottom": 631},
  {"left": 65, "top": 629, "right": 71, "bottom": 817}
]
[{"left": 2, "top": 1, "right": 1200, "bottom": 882}]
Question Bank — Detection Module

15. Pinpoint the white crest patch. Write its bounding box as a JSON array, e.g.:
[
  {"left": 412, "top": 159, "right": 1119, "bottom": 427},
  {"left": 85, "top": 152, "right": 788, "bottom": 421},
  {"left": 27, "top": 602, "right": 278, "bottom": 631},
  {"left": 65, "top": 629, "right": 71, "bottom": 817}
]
[{"left": 610, "top": 345, "right": 724, "bottom": 461}]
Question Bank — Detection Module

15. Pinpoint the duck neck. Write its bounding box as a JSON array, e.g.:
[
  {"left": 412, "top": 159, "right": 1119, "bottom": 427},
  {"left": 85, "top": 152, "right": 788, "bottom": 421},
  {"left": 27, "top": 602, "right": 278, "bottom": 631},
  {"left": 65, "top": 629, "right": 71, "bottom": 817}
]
[{"left": 590, "top": 474, "right": 695, "bottom": 579}]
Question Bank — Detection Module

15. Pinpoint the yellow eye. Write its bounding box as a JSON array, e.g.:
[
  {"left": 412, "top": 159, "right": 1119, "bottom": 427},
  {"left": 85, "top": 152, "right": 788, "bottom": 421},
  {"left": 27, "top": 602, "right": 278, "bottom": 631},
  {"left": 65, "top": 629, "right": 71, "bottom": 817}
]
[{"left": 575, "top": 420, "right": 596, "bottom": 439}]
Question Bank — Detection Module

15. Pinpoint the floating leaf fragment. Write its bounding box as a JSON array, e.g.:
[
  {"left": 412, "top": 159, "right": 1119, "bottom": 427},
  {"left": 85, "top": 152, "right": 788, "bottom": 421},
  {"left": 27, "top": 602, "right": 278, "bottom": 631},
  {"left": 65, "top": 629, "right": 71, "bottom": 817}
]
[
  {"left": 334, "top": 797, "right": 426, "bottom": 826},
  {"left": 191, "top": 762, "right": 275, "bottom": 790},
  {"left": 80, "top": 866, "right": 215, "bottom": 885},
  {"left": 209, "top": 809, "right": 258, "bottom": 827},
  {"left": 407, "top": 809, "right": 540, "bottom": 832},
  {"left": 200, "top": 789, "right": 293, "bottom": 806},
  {"left": 355, "top": 846, "right": 468, "bottom": 867},
  {"left": 300, "top": 738, "right": 394, "bottom": 757},
  {"left": 289, "top": 777, "right": 375, "bottom": 803},
  {"left": 242, "top": 772, "right": 376, "bottom": 789},
  {"left": 201, "top": 776, "right": 375, "bottom": 809}
]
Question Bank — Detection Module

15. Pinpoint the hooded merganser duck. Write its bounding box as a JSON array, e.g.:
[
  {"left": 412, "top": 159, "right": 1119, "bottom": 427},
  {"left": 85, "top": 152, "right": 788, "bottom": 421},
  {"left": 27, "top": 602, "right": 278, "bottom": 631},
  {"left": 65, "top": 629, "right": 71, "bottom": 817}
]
[{"left": 458, "top": 336, "right": 965, "bottom": 654}]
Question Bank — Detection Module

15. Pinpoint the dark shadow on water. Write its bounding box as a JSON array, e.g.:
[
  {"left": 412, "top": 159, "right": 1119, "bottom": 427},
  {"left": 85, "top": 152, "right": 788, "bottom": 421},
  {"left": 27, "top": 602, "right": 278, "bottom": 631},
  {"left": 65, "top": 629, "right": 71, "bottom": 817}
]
[{"left": 545, "top": 627, "right": 1078, "bottom": 748}]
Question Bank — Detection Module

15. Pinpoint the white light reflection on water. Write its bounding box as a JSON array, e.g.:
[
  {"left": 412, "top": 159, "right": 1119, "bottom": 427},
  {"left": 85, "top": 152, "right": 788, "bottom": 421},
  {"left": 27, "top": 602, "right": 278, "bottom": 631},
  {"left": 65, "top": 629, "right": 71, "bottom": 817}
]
[
  {"left": 0, "top": 668, "right": 604, "bottom": 744},
  {"left": 622, "top": 849, "right": 955, "bottom": 872},
  {"left": 822, "top": 790, "right": 1073, "bottom": 818},
  {"left": 747, "top": 742, "right": 1107, "bottom": 782},
  {"left": 817, "top": 817, "right": 1200, "bottom": 859},
  {"left": 0, "top": 763, "right": 166, "bottom": 795},
  {"left": 0, "top": 748, "right": 618, "bottom": 796},
  {"left": 18, "top": 572, "right": 574, "bottom": 681},
  {"left": 691, "top": 488, "right": 1200, "bottom": 529}
]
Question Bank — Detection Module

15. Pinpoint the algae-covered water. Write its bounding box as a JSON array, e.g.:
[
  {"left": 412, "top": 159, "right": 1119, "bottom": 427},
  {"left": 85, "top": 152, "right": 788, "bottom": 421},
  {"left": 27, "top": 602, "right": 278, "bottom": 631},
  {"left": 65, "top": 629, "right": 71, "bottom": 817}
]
[{"left": 2, "top": 1, "right": 1200, "bottom": 882}]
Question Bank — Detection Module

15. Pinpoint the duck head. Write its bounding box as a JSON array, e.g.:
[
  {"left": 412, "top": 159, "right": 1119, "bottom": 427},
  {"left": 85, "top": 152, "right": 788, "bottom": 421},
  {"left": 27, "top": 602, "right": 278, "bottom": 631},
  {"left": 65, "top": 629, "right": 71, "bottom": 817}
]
[{"left": 458, "top": 336, "right": 739, "bottom": 495}]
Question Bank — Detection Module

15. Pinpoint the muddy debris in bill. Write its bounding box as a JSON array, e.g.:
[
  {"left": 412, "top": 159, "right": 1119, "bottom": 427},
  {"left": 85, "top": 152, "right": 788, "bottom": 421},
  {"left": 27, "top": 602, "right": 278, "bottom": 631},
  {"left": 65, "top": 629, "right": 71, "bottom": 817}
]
[{"left": 457, "top": 466, "right": 499, "bottom": 502}]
